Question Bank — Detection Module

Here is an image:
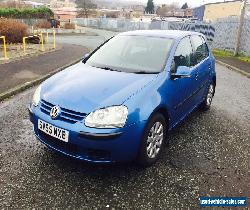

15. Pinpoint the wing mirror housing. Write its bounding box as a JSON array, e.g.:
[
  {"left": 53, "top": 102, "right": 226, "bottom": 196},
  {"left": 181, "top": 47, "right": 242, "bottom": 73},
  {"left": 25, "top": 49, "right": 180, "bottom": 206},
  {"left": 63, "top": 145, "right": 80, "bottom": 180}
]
[{"left": 171, "top": 66, "right": 191, "bottom": 79}]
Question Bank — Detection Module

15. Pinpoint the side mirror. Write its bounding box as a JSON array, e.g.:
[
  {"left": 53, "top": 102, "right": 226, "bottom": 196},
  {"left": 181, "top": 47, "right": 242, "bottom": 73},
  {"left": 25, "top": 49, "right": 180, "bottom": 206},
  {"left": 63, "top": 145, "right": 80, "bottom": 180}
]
[
  {"left": 171, "top": 66, "right": 191, "bottom": 79},
  {"left": 82, "top": 53, "right": 90, "bottom": 63}
]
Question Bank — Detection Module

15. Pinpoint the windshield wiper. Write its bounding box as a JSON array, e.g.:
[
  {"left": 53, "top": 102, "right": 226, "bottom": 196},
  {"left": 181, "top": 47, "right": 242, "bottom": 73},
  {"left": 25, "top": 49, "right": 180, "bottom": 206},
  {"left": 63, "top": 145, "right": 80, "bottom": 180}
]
[
  {"left": 97, "top": 66, "right": 121, "bottom": 72},
  {"left": 133, "top": 71, "right": 159, "bottom": 74}
]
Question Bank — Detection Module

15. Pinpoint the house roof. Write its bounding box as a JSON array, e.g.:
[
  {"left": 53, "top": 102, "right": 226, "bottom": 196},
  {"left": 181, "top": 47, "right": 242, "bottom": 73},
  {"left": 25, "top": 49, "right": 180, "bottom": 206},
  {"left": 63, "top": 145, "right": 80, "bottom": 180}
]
[
  {"left": 193, "top": 0, "right": 241, "bottom": 9},
  {"left": 205, "top": 0, "right": 241, "bottom": 6}
]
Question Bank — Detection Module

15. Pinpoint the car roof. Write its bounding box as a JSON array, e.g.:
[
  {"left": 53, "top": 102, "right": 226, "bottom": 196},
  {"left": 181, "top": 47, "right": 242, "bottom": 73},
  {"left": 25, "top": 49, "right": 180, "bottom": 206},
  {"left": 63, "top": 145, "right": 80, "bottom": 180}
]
[{"left": 119, "top": 30, "right": 202, "bottom": 40}]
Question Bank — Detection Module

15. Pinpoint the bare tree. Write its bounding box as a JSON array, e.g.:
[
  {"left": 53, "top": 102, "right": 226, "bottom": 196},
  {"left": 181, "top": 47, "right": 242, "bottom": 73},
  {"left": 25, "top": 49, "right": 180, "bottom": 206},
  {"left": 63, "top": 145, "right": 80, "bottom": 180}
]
[{"left": 76, "top": 0, "right": 97, "bottom": 18}]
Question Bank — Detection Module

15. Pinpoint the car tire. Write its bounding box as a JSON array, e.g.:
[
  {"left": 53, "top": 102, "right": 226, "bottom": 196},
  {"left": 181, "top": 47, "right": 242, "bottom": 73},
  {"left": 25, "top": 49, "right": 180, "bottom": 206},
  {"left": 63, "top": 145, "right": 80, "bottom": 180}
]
[
  {"left": 200, "top": 83, "right": 215, "bottom": 111},
  {"left": 137, "top": 113, "right": 167, "bottom": 167}
]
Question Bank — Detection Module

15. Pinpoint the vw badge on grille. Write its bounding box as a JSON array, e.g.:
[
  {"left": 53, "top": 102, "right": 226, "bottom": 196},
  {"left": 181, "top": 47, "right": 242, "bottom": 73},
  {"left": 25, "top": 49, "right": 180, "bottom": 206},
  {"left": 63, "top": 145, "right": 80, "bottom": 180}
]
[{"left": 50, "top": 105, "right": 60, "bottom": 119}]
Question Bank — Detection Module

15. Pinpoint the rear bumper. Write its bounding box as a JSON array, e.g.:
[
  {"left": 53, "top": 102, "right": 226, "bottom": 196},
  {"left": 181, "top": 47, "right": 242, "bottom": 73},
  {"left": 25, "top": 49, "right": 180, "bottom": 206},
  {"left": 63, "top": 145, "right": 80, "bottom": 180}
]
[{"left": 29, "top": 105, "right": 146, "bottom": 163}]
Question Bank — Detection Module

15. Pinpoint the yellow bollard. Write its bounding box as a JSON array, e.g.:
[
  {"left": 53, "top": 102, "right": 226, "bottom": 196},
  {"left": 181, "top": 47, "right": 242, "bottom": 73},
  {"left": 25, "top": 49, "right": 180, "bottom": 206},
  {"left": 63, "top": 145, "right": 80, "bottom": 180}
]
[
  {"left": 53, "top": 30, "right": 56, "bottom": 49},
  {"left": 0, "top": 36, "right": 8, "bottom": 59},
  {"left": 40, "top": 33, "right": 44, "bottom": 51}
]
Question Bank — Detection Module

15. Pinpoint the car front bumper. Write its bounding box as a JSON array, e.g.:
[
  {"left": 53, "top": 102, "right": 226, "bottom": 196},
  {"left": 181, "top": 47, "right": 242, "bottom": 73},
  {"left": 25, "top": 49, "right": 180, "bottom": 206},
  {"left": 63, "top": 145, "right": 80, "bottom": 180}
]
[{"left": 29, "top": 105, "right": 146, "bottom": 163}]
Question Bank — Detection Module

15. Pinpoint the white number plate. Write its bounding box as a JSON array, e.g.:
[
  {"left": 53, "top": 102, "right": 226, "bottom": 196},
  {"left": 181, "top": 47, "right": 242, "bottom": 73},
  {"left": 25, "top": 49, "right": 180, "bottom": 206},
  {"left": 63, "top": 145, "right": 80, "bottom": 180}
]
[{"left": 38, "top": 119, "right": 69, "bottom": 142}]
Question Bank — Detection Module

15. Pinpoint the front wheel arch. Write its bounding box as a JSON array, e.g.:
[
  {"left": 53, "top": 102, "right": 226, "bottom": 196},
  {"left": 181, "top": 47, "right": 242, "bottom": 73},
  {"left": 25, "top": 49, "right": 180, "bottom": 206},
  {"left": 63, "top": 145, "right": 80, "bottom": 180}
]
[
  {"left": 137, "top": 106, "right": 170, "bottom": 152},
  {"left": 152, "top": 107, "right": 170, "bottom": 131}
]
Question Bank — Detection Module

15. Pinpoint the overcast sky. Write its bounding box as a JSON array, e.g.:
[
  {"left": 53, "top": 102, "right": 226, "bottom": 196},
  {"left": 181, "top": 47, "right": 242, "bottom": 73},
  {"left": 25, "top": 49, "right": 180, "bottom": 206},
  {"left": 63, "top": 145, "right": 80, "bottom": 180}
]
[{"left": 133, "top": 0, "right": 235, "bottom": 8}]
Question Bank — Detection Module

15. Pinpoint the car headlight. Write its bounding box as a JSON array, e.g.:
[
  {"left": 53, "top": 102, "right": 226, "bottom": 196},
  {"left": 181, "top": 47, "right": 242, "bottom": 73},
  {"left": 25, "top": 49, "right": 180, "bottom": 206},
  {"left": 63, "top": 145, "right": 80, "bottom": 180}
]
[
  {"left": 32, "top": 85, "right": 41, "bottom": 106},
  {"left": 85, "top": 105, "right": 128, "bottom": 128}
]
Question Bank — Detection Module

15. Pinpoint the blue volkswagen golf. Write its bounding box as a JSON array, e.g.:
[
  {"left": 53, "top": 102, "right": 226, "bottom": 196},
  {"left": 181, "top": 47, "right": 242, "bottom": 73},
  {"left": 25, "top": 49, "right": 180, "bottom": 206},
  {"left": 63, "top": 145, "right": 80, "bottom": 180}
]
[{"left": 29, "top": 30, "right": 216, "bottom": 166}]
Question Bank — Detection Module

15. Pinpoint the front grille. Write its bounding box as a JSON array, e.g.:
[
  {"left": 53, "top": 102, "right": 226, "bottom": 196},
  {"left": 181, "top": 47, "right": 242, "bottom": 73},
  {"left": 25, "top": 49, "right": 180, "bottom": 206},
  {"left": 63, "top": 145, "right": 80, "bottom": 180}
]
[
  {"left": 40, "top": 99, "right": 86, "bottom": 123},
  {"left": 38, "top": 131, "right": 111, "bottom": 161}
]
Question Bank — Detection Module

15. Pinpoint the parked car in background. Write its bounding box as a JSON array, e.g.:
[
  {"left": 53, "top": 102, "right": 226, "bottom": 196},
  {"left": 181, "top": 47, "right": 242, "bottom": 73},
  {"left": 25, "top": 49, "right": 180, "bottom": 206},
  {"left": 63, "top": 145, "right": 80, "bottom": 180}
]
[{"left": 29, "top": 30, "right": 216, "bottom": 166}]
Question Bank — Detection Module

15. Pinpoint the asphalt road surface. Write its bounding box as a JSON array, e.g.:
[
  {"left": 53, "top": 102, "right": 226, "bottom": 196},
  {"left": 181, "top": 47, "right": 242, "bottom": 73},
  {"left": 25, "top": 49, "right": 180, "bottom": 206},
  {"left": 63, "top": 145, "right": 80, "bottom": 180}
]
[{"left": 0, "top": 29, "right": 250, "bottom": 209}]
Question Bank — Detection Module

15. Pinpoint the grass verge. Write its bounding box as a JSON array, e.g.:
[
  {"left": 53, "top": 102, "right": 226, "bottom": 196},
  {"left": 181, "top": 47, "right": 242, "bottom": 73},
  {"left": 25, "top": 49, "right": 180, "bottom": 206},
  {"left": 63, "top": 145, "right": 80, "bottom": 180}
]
[{"left": 212, "top": 49, "right": 250, "bottom": 63}]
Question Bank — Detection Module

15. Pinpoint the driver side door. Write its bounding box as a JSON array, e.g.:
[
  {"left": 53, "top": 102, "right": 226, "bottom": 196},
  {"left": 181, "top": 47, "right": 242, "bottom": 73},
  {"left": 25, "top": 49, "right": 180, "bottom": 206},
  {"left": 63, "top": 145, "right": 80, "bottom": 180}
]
[{"left": 166, "top": 36, "right": 199, "bottom": 126}]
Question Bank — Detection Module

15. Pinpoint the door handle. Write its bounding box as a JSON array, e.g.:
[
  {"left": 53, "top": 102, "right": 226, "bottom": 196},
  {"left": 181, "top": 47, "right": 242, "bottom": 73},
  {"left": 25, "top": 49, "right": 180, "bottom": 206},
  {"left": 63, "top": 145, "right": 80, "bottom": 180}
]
[{"left": 195, "top": 73, "right": 199, "bottom": 80}]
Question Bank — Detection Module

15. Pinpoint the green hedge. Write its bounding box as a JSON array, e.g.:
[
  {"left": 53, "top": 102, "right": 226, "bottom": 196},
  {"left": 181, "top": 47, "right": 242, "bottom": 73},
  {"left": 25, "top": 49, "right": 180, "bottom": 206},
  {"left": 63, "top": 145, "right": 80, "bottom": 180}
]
[{"left": 0, "top": 7, "right": 54, "bottom": 19}]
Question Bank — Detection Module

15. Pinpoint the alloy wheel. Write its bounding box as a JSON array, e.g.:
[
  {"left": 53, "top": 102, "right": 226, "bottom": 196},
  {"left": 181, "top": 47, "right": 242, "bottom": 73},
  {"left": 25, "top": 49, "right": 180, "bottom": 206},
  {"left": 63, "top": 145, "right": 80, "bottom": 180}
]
[
  {"left": 146, "top": 122, "right": 164, "bottom": 159},
  {"left": 206, "top": 84, "right": 214, "bottom": 106}
]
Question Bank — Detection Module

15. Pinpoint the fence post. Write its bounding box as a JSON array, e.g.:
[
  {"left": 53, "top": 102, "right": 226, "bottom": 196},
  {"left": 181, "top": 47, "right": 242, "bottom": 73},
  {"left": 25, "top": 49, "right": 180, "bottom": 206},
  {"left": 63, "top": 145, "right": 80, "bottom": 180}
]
[{"left": 234, "top": 0, "right": 247, "bottom": 56}]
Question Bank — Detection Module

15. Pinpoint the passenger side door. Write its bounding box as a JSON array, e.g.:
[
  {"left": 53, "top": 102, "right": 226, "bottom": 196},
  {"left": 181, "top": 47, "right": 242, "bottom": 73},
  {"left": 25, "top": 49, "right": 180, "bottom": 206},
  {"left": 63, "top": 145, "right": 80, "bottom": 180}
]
[
  {"left": 190, "top": 35, "right": 211, "bottom": 104},
  {"left": 166, "top": 36, "right": 199, "bottom": 125}
]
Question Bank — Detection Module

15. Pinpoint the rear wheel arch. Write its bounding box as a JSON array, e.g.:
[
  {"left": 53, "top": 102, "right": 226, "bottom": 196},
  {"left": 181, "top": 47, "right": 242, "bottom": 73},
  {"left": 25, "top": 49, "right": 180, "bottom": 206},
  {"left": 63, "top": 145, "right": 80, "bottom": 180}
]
[
  {"left": 212, "top": 75, "right": 216, "bottom": 86},
  {"left": 212, "top": 75, "right": 216, "bottom": 96}
]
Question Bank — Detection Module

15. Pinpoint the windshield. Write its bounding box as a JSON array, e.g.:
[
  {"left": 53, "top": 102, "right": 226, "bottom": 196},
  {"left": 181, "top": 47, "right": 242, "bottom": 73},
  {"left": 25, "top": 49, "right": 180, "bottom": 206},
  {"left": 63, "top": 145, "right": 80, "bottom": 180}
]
[{"left": 86, "top": 35, "right": 173, "bottom": 73}]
